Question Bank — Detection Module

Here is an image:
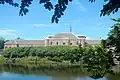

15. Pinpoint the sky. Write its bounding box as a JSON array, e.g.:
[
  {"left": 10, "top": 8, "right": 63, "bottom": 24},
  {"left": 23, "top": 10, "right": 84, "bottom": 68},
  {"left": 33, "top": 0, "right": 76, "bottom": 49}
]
[{"left": 0, "top": 0, "right": 120, "bottom": 40}]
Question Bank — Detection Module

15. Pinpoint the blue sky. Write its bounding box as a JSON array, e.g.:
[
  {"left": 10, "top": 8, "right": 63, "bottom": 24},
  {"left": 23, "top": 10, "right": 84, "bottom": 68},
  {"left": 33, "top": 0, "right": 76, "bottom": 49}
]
[{"left": 0, "top": 0, "right": 120, "bottom": 40}]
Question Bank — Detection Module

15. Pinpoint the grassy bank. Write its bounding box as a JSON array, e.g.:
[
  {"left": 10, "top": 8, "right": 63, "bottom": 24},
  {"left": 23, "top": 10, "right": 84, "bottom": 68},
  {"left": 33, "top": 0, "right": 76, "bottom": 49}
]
[{"left": 4, "top": 56, "right": 83, "bottom": 67}]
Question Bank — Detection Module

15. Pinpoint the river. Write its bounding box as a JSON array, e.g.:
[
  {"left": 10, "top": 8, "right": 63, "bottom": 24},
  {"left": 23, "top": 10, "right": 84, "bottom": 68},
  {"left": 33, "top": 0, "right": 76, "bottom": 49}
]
[{"left": 0, "top": 64, "right": 119, "bottom": 80}]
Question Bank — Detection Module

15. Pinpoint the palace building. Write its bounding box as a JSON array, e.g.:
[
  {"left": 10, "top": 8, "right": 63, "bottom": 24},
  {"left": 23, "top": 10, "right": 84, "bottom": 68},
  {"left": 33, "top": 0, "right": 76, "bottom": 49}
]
[{"left": 4, "top": 32, "right": 101, "bottom": 48}]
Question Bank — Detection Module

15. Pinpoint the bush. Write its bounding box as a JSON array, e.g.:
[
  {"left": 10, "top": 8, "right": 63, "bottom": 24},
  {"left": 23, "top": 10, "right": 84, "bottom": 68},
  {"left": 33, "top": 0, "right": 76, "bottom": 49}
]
[
  {"left": 0, "top": 56, "right": 5, "bottom": 62},
  {"left": 2, "top": 46, "right": 80, "bottom": 62}
]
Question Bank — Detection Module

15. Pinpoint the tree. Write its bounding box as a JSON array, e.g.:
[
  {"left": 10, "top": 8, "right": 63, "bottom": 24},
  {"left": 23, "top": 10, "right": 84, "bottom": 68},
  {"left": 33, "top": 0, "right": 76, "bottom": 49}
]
[
  {"left": 101, "top": 39, "right": 107, "bottom": 48},
  {"left": 106, "top": 18, "right": 120, "bottom": 60},
  {"left": 83, "top": 45, "right": 114, "bottom": 79},
  {"left": 0, "top": 0, "right": 120, "bottom": 23},
  {"left": 0, "top": 37, "right": 9, "bottom": 49},
  {"left": 90, "top": 0, "right": 120, "bottom": 16},
  {"left": 0, "top": 37, "right": 5, "bottom": 49}
]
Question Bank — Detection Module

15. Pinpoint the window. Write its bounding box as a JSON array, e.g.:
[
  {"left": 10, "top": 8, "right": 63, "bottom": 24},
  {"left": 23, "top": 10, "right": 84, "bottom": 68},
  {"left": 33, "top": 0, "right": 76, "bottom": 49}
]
[
  {"left": 79, "top": 43, "right": 82, "bottom": 47},
  {"left": 5, "top": 47, "right": 7, "bottom": 48},
  {"left": 63, "top": 42, "right": 65, "bottom": 45},
  {"left": 76, "top": 41, "right": 78, "bottom": 45},
  {"left": 17, "top": 44, "right": 19, "bottom": 47},
  {"left": 56, "top": 42, "right": 58, "bottom": 45},
  {"left": 50, "top": 42, "right": 52, "bottom": 45},
  {"left": 70, "top": 43, "right": 72, "bottom": 45}
]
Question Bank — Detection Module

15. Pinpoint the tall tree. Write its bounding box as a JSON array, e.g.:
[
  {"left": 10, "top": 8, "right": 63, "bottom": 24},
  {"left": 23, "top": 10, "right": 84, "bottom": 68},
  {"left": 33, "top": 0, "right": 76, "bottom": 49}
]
[
  {"left": 0, "top": 37, "right": 5, "bottom": 49},
  {"left": 0, "top": 0, "right": 120, "bottom": 23},
  {"left": 106, "top": 18, "right": 120, "bottom": 60}
]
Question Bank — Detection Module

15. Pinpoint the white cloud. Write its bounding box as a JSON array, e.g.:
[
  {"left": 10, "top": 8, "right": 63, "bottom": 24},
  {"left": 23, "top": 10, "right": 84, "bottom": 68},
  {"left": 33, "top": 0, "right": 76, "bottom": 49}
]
[
  {"left": 97, "top": 23, "right": 102, "bottom": 27},
  {"left": 91, "top": 23, "right": 104, "bottom": 30},
  {"left": 72, "top": 0, "right": 87, "bottom": 12},
  {"left": 72, "top": 0, "right": 81, "bottom": 4},
  {"left": 77, "top": 5, "right": 86, "bottom": 12},
  {"left": 33, "top": 24, "right": 51, "bottom": 27},
  {"left": 0, "top": 28, "right": 16, "bottom": 36}
]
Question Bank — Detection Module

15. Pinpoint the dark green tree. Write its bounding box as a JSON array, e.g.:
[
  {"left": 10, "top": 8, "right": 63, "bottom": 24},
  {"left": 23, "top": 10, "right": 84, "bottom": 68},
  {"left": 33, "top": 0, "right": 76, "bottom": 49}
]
[
  {"left": 0, "top": 37, "right": 5, "bottom": 49},
  {"left": 83, "top": 45, "right": 114, "bottom": 79},
  {"left": 0, "top": 0, "right": 120, "bottom": 23},
  {"left": 101, "top": 39, "right": 107, "bottom": 48},
  {"left": 106, "top": 18, "right": 120, "bottom": 60}
]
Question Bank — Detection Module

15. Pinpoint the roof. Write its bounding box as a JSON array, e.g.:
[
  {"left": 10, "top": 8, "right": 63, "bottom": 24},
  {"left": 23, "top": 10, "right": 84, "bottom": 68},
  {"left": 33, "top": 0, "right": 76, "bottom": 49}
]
[
  {"left": 52, "top": 32, "right": 78, "bottom": 39},
  {"left": 86, "top": 40, "right": 101, "bottom": 45},
  {"left": 4, "top": 40, "right": 45, "bottom": 45},
  {"left": 77, "top": 36, "right": 86, "bottom": 38}
]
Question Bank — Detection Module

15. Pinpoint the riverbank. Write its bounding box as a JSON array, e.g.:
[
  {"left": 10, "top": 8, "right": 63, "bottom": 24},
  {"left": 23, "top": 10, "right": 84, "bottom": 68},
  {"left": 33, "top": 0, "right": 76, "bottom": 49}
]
[
  {"left": 0, "top": 62, "right": 119, "bottom": 80},
  {"left": 0, "top": 56, "right": 83, "bottom": 68},
  {"left": 0, "top": 56, "right": 120, "bottom": 80},
  {"left": 0, "top": 63, "right": 89, "bottom": 78},
  {"left": 1, "top": 46, "right": 117, "bottom": 79},
  {"left": 3, "top": 57, "right": 84, "bottom": 68}
]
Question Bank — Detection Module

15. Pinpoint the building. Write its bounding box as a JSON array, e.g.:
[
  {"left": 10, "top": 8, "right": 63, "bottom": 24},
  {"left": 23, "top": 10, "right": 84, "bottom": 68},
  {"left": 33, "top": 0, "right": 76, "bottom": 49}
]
[{"left": 4, "top": 32, "right": 101, "bottom": 48}]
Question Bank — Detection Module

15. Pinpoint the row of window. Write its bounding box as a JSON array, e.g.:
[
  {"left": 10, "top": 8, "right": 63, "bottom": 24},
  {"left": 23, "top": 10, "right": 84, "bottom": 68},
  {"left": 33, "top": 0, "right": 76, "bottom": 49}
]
[
  {"left": 5, "top": 46, "right": 11, "bottom": 48},
  {"left": 5, "top": 44, "right": 19, "bottom": 48},
  {"left": 49, "top": 41, "right": 80, "bottom": 45}
]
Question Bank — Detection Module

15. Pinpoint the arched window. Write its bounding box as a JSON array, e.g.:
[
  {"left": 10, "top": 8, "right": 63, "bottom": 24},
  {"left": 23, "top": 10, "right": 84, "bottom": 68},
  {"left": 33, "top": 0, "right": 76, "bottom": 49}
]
[
  {"left": 76, "top": 41, "right": 78, "bottom": 45},
  {"left": 17, "top": 44, "right": 19, "bottom": 47},
  {"left": 63, "top": 42, "right": 65, "bottom": 45},
  {"left": 56, "top": 42, "right": 58, "bottom": 45},
  {"left": 50, "top": 42, "right": 52, "bottom": 45},
  {"left": 70, "top": 43, "right": 72, "bottom": 45}
]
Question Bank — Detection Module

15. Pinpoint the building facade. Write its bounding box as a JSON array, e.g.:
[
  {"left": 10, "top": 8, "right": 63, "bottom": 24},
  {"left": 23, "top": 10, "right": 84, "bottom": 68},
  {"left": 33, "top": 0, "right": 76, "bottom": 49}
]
[{"left": 4, "top": 32, "right": 101, "bottom": 48}]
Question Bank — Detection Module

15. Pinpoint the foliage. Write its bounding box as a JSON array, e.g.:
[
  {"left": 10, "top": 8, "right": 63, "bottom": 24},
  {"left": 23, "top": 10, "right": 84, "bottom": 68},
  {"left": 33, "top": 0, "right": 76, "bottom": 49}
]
[
  {"left": 106, "top": 18, "right": 120, "bottom": 53},
  {"left": 2, "top": 45, "right": 115, "bottom": 79},
  {"left": 0, "top": 0, "right": 120, "bottom": 23},
  {"left": 0, "top": 37, "right": 5, "bottom": 49},
  {"left": 104, "top": 18, "right": 120, "bottom": 61},
  {"left": 3, "top": 46, "right": 78, "bottom": 62},
  {"left": 83, "top": 45, "right": 114, "bottom": 79},
  {"left": 0, "top": 37, "right": 9, "bottom": 49},
  {"left": 90, "top": 0, "right": 120, "bottom": 16},
  {"left": 0, "top": 56, "right": 6, "bottom": 63},
  {"left": 111, "top": 18, "right": 120, "bottom": 22},
  {"left": 101, "top": 39, "right": 107, "bottom": 48}
]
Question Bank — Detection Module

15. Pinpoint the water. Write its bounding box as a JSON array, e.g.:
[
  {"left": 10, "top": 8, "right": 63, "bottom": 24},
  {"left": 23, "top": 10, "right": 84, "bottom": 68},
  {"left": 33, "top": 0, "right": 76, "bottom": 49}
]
[
  {"left": 0, "top": 72, "right": 107, "bottom": 80},
  {"left": 0, "top": 64, "right": 119, "bottom": 80}
]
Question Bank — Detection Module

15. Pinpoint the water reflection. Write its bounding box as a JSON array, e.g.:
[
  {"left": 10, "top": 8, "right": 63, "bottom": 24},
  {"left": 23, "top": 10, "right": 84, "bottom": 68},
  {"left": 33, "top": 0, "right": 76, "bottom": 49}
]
[
  {"left": 0, "top": 72, "right": 50, "bottom": 80},
  {"left": 0, "top": 64, "right": 119, "bottom": 80},
  {"left": 0, "top": 72, "right": 107, "bottom": 80},
  {"left": 52, "top": 76, "right": 108, "bottom": 80}
]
